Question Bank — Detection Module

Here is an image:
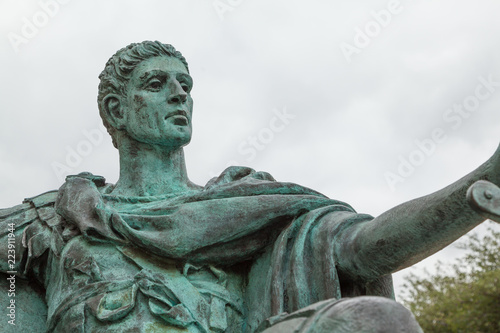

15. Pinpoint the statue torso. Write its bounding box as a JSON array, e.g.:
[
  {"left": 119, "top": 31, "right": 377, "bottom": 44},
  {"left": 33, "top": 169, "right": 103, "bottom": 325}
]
[{"left": 47, "top": 235, "right": 248, "bottom": 332}]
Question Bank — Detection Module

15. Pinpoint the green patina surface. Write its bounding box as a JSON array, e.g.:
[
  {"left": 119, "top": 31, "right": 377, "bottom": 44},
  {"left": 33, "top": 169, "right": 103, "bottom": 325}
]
[{"left": 1, "top": 41, "right": 499, "bottom": 332}]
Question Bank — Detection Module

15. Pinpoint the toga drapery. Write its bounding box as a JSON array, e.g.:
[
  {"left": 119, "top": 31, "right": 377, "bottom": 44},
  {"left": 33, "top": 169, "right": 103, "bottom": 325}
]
[{"left": 0, "top": 167, "right": 393, "bottom": 332}]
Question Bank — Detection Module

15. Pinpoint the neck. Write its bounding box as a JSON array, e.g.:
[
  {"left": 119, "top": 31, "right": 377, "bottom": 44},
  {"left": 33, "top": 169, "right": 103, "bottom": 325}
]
[{"left": 111, "top": 138, "right": 197, "bottom": 197}]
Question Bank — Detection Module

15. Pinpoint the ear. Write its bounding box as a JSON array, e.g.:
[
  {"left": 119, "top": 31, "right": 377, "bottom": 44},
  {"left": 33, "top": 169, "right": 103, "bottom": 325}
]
[{"left": 101, "top": 94, "right": 126, "bottom": 130}]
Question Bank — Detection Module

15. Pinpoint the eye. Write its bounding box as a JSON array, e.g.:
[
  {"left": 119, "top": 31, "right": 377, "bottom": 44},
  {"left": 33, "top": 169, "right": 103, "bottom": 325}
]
[
  {"left": 146, "top": 79, "right": 163, "bottom": 91},
  {"left": 178, "top": 80, "right": 192, "bottom": 93},
  {"left": 181, "top": 83, "right": 190, "bottom": 93},
  {"left": 177, "top": 75, "right": 193, "bottom": 93}
]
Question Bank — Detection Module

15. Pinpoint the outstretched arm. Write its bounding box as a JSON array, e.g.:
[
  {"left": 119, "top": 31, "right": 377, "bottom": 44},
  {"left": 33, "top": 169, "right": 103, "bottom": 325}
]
[{"left": 335, "top": 144, "right": 500, "bottom": 281}]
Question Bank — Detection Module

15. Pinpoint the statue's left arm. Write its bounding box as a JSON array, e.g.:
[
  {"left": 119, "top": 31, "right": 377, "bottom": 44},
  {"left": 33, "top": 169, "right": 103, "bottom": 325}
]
[{"left": 334, "top": 144, "right": 500, "bottom": 281}]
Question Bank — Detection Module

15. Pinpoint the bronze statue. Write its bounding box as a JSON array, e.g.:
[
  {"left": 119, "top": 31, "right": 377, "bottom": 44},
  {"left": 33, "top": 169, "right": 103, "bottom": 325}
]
[{"left": 2, "top": 41, "right": 499, "bottom": 332}]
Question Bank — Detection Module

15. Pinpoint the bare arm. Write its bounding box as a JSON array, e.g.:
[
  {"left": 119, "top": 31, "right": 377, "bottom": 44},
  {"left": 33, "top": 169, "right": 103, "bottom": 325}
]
[{"left": 335, "top": 146, "right": 500, "bottom": 281}]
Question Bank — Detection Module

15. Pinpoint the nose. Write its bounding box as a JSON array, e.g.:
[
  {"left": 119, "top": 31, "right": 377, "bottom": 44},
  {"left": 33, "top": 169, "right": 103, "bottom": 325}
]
[{"left": 167, "top": 80, "right": 187, "bottom": 104}]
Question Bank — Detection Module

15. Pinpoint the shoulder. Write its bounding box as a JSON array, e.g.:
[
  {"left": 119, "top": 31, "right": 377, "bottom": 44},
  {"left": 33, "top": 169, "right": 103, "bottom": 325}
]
[
  {"left": 1, "top": 190, "right": 58, "bottom": 234},
  {"left": 1, "top": 172, "right": 108, "bottom": 268}
]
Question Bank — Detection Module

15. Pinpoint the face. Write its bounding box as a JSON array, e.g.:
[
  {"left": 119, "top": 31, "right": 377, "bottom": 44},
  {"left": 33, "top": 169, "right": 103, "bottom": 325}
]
[{"left": 121, "top": 56, "right": 193, "bottom": 148}]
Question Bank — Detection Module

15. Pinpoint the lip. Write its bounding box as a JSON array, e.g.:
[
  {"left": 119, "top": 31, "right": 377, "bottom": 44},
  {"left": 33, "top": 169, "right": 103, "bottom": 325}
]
[{"left": 165, "top": 110, "right": 189, "bottom": 126}]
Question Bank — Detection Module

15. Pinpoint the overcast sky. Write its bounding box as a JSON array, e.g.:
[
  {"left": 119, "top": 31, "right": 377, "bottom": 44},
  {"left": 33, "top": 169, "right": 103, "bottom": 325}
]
[{"left": 1, "top": 0, "right": 500, "bottom": 300}]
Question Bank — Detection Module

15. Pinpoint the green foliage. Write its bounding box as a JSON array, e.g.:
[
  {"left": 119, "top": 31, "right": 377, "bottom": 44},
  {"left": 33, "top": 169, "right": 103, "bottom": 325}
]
[{"left": 401, "top": 223, "right": 500, "bottom": 333}]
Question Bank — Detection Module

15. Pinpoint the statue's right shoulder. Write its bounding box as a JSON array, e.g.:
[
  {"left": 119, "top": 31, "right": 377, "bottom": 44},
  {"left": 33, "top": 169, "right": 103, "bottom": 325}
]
[
  {"left": 2, "top": 171, "right": 108, "bottom": 230},
  {"left": 0, "top": 192, "right": 56, "bottom": 331},
  {"left": 0, "top": 190, "right": 60, "bottom": 277},
  {"left": 1, "top": 190, "right": 56, "bottom": 219},
  {"left": 1, "top": 190, "right": 59, "bottom": 233},
  {"left": 22, "top": 190, "right": 60, "bottom": 226}
]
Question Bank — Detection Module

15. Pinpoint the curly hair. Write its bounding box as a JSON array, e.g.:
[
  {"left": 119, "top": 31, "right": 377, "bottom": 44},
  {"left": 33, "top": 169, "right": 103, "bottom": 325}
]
[{"left": 97, "top": 41, "right": 189, "bottom": 148}]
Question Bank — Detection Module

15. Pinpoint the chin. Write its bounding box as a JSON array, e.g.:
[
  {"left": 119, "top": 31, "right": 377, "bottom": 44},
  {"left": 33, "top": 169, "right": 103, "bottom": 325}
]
[
  {"left": 158, "top": 134, "right": 192, "bottom": 149},
  {"left": 129, "top": 130, "right": 192, "bottom": 149}
]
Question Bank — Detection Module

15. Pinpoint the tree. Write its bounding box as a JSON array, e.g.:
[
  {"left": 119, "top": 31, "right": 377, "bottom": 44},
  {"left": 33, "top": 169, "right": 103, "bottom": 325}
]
[{"left": 401, "top": 223, "right": 500, "bottom": 333}]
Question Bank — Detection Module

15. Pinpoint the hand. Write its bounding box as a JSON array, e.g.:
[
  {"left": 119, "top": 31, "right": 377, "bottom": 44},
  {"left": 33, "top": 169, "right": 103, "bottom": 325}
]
[{"left": 467, "top": 180, "right": 500, "bottom": 223}]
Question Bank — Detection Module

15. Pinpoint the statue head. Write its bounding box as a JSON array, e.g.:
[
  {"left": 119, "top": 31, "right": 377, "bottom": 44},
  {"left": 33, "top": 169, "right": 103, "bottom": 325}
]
[{"left": 97, "top": 41, "right": 191, "bottom": 149}]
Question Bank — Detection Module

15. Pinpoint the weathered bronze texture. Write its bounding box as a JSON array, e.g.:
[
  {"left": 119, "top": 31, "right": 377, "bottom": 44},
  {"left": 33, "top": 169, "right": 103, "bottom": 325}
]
[{"left": 2, "top": 41, "right": 499, "bottom": 332}]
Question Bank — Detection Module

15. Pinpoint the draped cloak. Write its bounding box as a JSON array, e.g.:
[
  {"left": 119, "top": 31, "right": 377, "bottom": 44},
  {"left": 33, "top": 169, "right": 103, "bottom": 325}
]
[{"left": 0, "top": 167, "right": 394, "bottom": 332}]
